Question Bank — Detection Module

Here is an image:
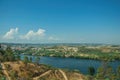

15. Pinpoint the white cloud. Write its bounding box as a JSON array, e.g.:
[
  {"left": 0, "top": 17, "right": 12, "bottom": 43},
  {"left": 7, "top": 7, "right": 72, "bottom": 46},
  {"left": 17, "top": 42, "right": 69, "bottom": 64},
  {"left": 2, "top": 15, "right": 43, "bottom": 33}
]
[
  {"left": 3, "top": 28, "right": 18, "bottom": 39},
  {"left": 1, "top": 27, "right": 61, "bottom": 43},
  {"left": 48, "top": 36, "right": 59, "bottom": 41},
  {"left": 20, "top": 28, "right": 45, "bottom": 40}
]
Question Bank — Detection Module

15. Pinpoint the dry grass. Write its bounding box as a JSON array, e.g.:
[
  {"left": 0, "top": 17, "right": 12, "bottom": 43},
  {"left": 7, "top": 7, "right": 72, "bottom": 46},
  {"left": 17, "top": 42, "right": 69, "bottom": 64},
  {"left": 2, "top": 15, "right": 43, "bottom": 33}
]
[{"left": 1, "top": 61, "right": 85, "bottom": 80}]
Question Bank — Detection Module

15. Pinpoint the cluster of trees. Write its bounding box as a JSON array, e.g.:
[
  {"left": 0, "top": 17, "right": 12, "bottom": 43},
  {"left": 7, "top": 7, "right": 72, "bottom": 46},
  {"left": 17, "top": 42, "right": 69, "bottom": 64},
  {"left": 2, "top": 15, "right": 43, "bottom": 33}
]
[
  {"left": 87, "top": 64, "right": 120, "bottom": 80},
  {"left": 0, "top": 46, "right": 20, "bottom": 62},
  {"left": 23, "top": 56, "right": 40, "bottom": 65},
  {"left": 0, "top": 44, "right": 41, "bottom": 64}
]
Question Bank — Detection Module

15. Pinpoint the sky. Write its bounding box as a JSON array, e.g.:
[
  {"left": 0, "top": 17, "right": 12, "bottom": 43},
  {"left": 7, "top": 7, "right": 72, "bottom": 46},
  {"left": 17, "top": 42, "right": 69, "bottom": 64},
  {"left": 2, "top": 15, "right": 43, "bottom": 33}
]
[{"left": 0, "top": 0, "right": 120, "bottom": 44}]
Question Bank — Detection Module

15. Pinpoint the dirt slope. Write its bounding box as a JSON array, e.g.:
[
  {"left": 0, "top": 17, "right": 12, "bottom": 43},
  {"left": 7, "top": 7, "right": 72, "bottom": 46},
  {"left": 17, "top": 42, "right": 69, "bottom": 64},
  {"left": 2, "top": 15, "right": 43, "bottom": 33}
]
[{"left": 0, "top": 61, "right": 85, "bottom": 80}]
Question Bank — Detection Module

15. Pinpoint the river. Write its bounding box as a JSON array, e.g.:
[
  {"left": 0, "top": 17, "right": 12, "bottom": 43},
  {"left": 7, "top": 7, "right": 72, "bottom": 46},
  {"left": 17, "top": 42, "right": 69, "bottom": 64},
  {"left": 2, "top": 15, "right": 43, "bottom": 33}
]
[{"left": 20, "top": 54, "right": 120, "bottom": 74}]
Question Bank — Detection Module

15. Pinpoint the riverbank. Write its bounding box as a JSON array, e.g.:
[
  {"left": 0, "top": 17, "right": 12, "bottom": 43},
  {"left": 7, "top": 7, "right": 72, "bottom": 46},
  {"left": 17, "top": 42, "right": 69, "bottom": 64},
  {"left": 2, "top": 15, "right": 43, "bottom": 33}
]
[
  {"left": 16, "top": 45, "right": 120, "bottom": 61},
  {"left": 26, "top": 53, "right": 120, "bottom": 61}
]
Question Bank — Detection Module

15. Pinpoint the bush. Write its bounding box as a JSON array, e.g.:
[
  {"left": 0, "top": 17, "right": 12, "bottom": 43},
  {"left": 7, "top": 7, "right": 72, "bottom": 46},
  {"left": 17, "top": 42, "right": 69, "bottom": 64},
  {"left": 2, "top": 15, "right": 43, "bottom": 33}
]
[{"left": 88, "top": 66, "right": 95, "bottom": 76}]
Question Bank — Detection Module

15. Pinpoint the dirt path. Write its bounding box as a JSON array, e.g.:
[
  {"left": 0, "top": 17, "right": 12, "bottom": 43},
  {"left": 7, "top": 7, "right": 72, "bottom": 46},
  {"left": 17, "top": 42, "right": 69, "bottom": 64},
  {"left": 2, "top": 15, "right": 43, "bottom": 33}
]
[
  {"left": 59, "top": 69, "right": 68, "bottom": 80},
  {"left": 55, "top": 70, "right": 61, "bottom": 80},
  {"left": 1, "top": 63, "right": 11, "bottom": 80},
  {"left": 33, "top": 70, "right": 52, "bottom": 80}
]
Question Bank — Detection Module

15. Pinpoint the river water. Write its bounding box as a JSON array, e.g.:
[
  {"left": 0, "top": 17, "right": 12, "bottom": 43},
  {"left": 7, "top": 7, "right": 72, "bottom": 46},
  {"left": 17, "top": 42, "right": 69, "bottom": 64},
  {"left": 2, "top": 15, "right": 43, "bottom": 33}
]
[{"left": 20, "top": 54, "right": 120, "bottom": 74}]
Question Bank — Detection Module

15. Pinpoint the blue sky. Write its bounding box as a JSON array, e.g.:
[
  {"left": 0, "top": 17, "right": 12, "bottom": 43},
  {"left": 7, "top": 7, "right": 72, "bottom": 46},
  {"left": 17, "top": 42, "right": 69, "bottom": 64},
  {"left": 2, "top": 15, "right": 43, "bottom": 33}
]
[{"left": 0, "top": 0, "right": 120, "bottom": 44}]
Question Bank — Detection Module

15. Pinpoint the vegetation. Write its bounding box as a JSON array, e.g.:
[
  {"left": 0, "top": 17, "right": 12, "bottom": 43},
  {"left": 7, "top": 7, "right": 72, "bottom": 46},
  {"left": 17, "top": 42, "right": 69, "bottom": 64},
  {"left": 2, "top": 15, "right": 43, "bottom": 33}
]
[
  {"left": 0, "top": 44, "right": 120, "bottom": 80},
  {"left": 35, "top": 56, "right": 40, "bottom": 65},
  {"left": 0, "top": 46, "right": 19, "bottom": 62},
  {"left": 88, "top": 66, "right": 95, "bottom": 76},
  {"left": 86, "top": 63, "right": 120, "bottom": 80},
  {"left": 116, "top": 66, "right": 120, "bottom": 79},
  {"left": 13, "top": 45, "right": 120, "bottom": 61},
  {"left": 23, "top": 56, "right": 29, "bottom": 64}
]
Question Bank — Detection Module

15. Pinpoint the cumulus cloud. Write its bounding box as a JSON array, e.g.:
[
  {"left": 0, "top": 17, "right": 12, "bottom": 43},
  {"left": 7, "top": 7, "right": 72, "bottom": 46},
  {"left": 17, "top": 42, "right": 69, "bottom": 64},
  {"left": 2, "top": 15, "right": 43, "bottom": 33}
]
[
  {"left": 1, "top": 27, "right": 61, "bottom": 43},
  {"left": 20, "top": 28, "right": 45, "bottom": 40},
  {"left": 3, "top": 28, "right": 18, "bottom": 39}
]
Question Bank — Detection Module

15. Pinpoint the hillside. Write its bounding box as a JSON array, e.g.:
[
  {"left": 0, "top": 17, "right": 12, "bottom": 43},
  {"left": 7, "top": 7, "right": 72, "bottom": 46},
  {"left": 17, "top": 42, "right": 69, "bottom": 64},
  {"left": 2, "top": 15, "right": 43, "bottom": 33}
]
[{"left": 0, "top": 61, "right": 85, "bottom": 80}]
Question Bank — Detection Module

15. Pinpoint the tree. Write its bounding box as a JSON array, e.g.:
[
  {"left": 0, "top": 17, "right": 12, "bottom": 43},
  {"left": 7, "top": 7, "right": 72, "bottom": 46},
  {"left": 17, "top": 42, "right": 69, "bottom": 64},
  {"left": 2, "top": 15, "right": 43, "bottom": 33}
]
[
  {"left": 0, "top": 45, "right": 30, "bottom": 63},
  {"left": 96, "top": 66, "right": 105, "bottom": 80},
  {"left": 35, "top": 56, "right": 40, "bottom": 65},
  {"left": 5, "top": 46, "right": 15, "bottom": 61},
  {"left": 116, "top": 66, "right": 120, "bottom": 79},
  {"left": 105, "top": 66, "right": 116, "bottom": 80},
  {"left": 23, "top": 56, "right": 29, "bottom": 65},
  {"left": 0, "top": 44, "right": 5, "bottom": 62},
  {"left": 88, "top": 66, "right": 95, "bottom": 76},
  {"left": 15, "top": 55, "right": 20, "bottom": 61},
  {"left": 96, "top": 65, "right": 117, "bottom": 80},
  {"left": 29, "top": 57, "right": 32, "bottom": 63}
]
